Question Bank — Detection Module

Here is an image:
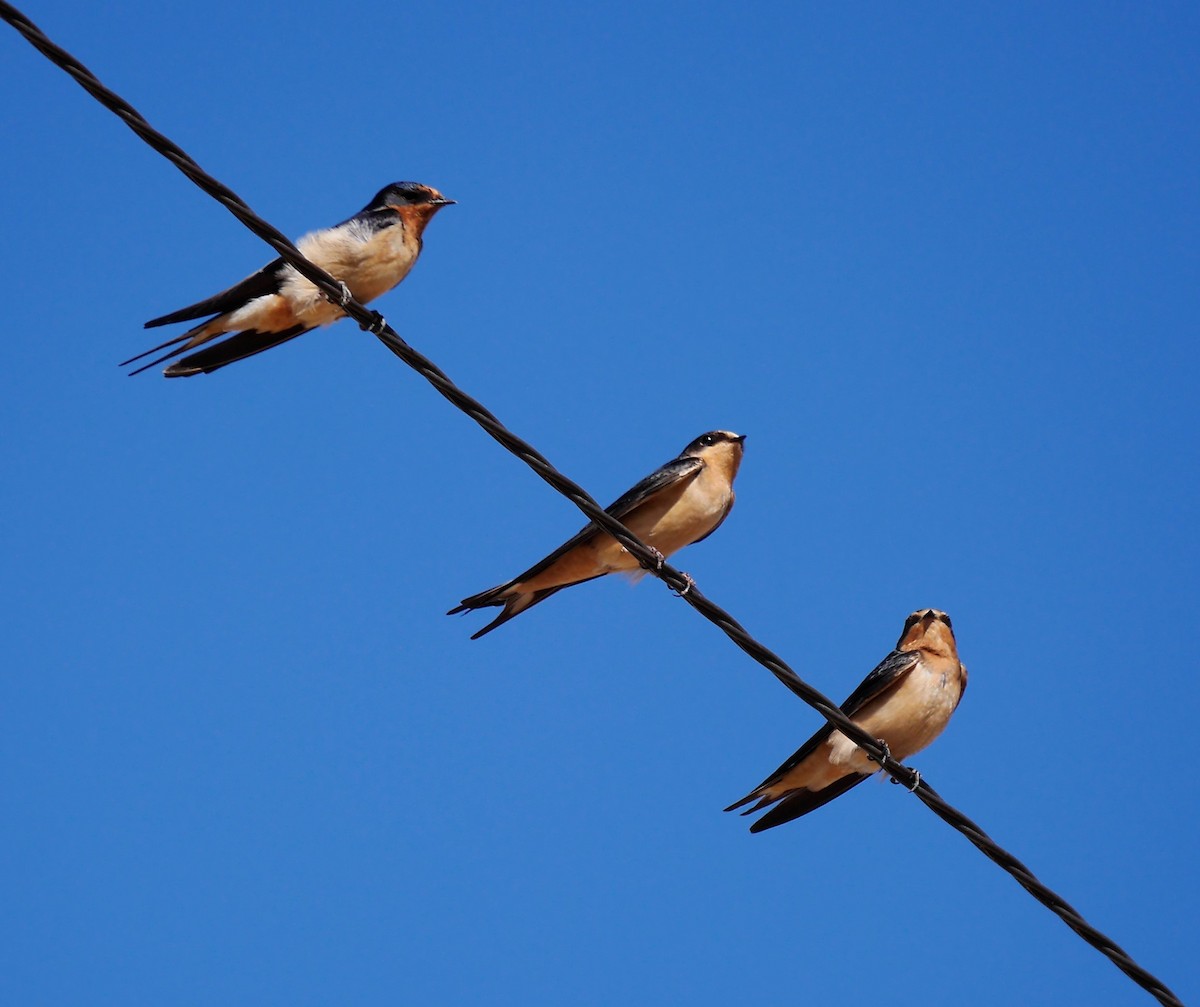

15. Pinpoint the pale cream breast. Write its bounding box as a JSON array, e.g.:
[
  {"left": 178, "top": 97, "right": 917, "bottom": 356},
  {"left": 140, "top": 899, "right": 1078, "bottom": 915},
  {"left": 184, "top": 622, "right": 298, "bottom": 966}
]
[
  {"left": 641, "top": 464, "right": 733, "bottom": 554},
  {"left": 264, "top": 221, "right": 422, "bottom": 328},
  {"left": 768, "top": 654, "right": 964, "bottom": 797},
  {"left": 506, "top": 447, "right": 738, "bottom": 596},
  {"left": 589, "top": 464, "right": 732, "bottom": 571},
  {"left": 330, "top": 219, "right": 422, "bottom": 302},
  {"left": 835, "top": 657, "right": 963, "bottom": 768}
]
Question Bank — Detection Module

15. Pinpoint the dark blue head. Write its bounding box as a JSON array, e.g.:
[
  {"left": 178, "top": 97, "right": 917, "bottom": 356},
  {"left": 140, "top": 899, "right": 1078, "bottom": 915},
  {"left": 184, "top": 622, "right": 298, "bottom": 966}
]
[
  {"left": 363, "top": 182, "right": 454, "bottom": 213},
  {"left": 682, "top": 430, "right": 746, "bottom": 456}
]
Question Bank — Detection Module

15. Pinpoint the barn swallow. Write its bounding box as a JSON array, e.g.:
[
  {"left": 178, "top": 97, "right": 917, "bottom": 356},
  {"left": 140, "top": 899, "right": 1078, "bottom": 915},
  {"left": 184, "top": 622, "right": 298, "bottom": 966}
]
[
  {"left": 121, "top": 181, "right": 453, "bottom": 377},
  {"left": 449, "top": 431, "right": 747, "bottom": 639},
  {"left": 726, "top": 608, "right": 967, "bottom": 832}
]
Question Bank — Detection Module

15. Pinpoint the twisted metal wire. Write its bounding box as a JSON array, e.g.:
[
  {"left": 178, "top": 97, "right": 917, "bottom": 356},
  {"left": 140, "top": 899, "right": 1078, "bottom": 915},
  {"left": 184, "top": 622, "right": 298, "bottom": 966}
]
[{"left": 0, "top": 5, "right": 1183, "bottom": 1005}]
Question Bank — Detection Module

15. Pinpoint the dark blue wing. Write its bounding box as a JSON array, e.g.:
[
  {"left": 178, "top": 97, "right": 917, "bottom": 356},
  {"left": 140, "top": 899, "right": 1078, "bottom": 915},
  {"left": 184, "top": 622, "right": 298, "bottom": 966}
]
[
  {"left": 731, "top": 649, "right": 919, "bottom": 803},
  {"left": 144, "top": 258, "right": 289, "bottom": 328},
  {"left": 837, "top": 648, "right": 920, "bottom": 718},
  {"left": 485, "top": 456, "right": 703, "bottom": 590},
  {"left": 450, "top": 456, "right": 704, "bottom": 611},
  {"left": 746, "top": 774, "right": 870, "bottom": 832}
]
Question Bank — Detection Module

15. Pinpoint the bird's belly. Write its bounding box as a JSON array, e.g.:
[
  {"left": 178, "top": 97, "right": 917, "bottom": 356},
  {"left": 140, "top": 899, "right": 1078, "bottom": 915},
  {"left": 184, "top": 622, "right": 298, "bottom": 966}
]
[
  {"left": 629, "top": 476, "right": 731, "bottom": 558},
  {"left": 520, "top": 543, "right": 614, "bottom": 592},
  {"left": 224, "top": 292, "right": 339, "bottom": 333},
  {"left": 267, "top": 270, "right": 351, "bottom": 328},
  {"left": 340, "top": 238, "right": 419, "bottom": 302},
  {"left": 586, "top": 490, "right": 728, "bottom": 575},
  {"left": 519, "top": 469, "right": 732, "bottom": 592},
  {"left": 765, "top": 660, "right": 961, "bottom": 799},
  {"left": 831, "top": 665, "right": 960, "bottom": 771},
  {"left": 281, "top": 226, "right": 421, "bottom": 325}
]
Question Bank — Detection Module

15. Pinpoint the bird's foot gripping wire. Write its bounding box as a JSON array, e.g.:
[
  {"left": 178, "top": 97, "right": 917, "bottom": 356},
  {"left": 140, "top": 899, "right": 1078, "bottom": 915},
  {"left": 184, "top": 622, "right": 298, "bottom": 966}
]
[
  {"left": 647, "top": 547, "right": 666, "bottom": 571},
  {"left": 870, "top": 739, "right": 891, "bottom": 768},
  {"left": 360, "top": 311, "right": 388, "bottom": 335},
  {"left": 873, "top": 739, "right": 921, "bottom": 791},
  {"left": 323, "top": 280, "right": 353, "bottom": 307},
  {"left": 890, "top": 769, "right": 922, "bottom": 792},
  {"left": 673, "top": 572, "right": 695, "bottom": 597}
]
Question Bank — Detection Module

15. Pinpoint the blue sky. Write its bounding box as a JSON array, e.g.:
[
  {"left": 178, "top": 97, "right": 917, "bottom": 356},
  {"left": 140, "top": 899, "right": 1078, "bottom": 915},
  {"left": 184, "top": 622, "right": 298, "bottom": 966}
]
[{"left": 2, "top": 2, "right": 1197, "bottom": 1004}]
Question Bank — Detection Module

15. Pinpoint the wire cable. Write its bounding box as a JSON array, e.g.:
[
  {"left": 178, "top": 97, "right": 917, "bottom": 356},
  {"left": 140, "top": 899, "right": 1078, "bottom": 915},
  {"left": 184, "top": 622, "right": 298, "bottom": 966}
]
[{"left": 0, "top": 5, "right": 1184, "bottom": 1004}]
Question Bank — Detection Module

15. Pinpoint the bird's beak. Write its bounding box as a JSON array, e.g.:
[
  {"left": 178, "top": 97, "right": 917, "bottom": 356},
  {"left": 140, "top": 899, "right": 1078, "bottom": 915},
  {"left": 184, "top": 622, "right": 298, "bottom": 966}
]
[
  {"left": 734, "top": 434, "right": 747, "bottom": 444},
  {"left": 432, "top": 198, "right": 456, "bottom": 206}
]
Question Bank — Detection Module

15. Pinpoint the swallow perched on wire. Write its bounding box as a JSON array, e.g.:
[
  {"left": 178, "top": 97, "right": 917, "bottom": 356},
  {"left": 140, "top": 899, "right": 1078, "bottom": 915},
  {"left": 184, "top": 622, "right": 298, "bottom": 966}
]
[
  {"left": 449, "top": 431, "right": 747, "bottom": 639},
  {"left": 727, "top": 608, "right": 967, "bottom": 832},
  {"left": 121, "top": 181, "right": 454, "bottom": 377}
]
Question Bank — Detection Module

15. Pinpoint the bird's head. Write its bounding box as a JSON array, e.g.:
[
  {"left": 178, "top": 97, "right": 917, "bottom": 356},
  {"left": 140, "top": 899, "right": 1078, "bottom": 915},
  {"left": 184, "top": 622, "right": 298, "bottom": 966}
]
[
  {"left": 364, "top": 181, "right": 455, "bottom": 218},
  {"left": 683, "top": 430, "right": 747, "bottom": 480},
  {"left": 896, "top": 608, "right": 958, "bottom": 657}
]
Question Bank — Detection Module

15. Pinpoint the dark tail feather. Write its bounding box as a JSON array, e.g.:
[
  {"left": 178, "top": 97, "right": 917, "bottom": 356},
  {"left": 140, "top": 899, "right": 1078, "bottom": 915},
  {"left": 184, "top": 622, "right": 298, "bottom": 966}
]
[
  {"left": 746, "top": 775, "right": 869, "bottom": 834},
  {"left": 119, "top": 330, "right": 197, "bottom": 369},
  {"left": 724, "top": 791, "right": 767, "bottom": 814},
  {"left": 447, "top": 583, "right": 511, "bottom": 616},
  {"left": 449, "top": 583, "right": 579, "bottom": 640},
  {"left": 144, "top": 259, "right": 286, "bottom": 328},
  {"left": 125, "top": 340, "right": 200, "bottom": 376},
  {"left": 163, "top": 325, "right": 310, "bottom": 378},
  {"left": 724, "top": 792, "right": 772, "bottom": 816},
  {"left": 468, "top": 606, "right": 525, "bottom": 640},
  {"left": 145, "top": 306, "right": 206, "bottom": 328}
]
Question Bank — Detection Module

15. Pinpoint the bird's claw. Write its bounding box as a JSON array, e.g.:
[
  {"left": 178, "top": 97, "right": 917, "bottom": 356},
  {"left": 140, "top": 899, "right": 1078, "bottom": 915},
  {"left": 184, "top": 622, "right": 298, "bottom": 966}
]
[
  {"left": 647, "top": 547, "right": 666, "bottom": 571},
  {"left": 361, "top": 310, "right": 388, "bottom": 335},
  {"left": 324, "top": 280, "right": 352, "bottom": 306},
  {"left": 890, "top": 769, "right": 921, "bottom": 792},
  {"left": 673, "top": 572, "right": 695, "bottom": 597},
  {"left": 871, "top": 739, "right": 891, "bottom": 767}
]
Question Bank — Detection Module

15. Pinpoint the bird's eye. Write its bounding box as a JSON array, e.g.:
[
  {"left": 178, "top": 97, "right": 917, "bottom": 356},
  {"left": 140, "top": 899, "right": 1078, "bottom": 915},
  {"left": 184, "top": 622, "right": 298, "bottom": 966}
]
[{"left": 700, "top": 434, "right": 715, "bottom": 446}]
